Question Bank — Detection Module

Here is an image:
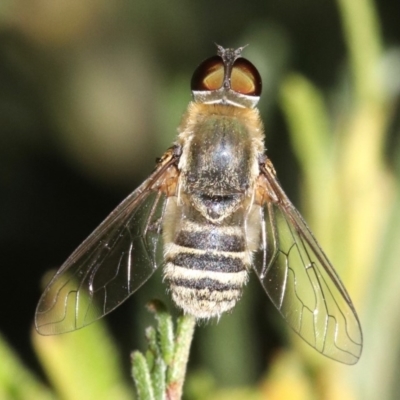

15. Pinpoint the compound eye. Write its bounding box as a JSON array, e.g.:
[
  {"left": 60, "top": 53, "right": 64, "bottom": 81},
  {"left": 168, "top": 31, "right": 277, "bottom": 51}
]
[
  {"left": 191, "top": 55, "right": 224, "bottom": 91},
  {"left": 231, "top": 58, "right": 262, "bottom": 96}
]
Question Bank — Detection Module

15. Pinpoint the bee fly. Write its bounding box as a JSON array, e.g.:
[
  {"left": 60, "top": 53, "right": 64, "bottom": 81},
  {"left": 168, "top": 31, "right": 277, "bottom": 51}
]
[{"left": 35, "top": 45, "right": 363, "bottom": 364}]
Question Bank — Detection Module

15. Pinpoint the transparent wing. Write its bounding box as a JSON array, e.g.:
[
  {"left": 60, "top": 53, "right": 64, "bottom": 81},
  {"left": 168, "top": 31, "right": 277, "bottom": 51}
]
[
  {"left": 35, "top": 156, "right": 177, "bottom": 335},
  {"left": 252, "top": 163, "right": 363, "bottom": 364}
]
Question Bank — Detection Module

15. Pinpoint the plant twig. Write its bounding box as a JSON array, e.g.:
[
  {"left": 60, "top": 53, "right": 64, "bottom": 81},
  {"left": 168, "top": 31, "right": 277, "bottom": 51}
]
[
  {"left": 166, "top": 313, "right": 196, "bottom": 400},
  {"left": 131, "top": 300, "right": 196, "bottom": 400}
]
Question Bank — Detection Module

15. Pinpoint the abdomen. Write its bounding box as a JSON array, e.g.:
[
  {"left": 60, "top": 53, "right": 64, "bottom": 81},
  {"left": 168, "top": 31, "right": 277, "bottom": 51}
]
[{"left": 163, "top": 215, "right": 250, "bottom": 319}]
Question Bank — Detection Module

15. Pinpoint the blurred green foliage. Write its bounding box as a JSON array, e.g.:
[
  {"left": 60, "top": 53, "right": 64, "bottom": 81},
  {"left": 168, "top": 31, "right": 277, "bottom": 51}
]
[{"left": 1, "top": 0, "right": 400, "bottom": 399}]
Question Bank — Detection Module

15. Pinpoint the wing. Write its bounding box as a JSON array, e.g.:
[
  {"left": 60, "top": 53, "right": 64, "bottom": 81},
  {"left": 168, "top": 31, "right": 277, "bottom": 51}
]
[
  {"left": 35, "top": 148, "right": 180, "bottom": 335},
  {"left": 252, "top": 160, "right": 363, "bottom": 364}
]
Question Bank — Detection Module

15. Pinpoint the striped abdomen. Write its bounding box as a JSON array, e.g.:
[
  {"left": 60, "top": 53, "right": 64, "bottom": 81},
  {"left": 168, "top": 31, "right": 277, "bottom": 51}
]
[{"left": 163, "top": 219, "right": 250, "bottom": 319}]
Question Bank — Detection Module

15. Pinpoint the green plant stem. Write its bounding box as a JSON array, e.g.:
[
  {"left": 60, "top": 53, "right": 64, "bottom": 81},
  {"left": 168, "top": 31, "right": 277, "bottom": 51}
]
[
  {"left": 148, "top": 300, "right": 175, "bottom": 365},
  {"left": 166, "top": 314, "right": 196, "bottom": 400},
  {"left": 336, "top": 0, "right": 383, "bottom": 104},
  {"left": 132, "top": 351, "right": 155, "bottom": 400},
  {"left": 279, "top": 74, "right": 333, "bottom": 250},
  {"left": 132, "top": 302, "right": 196, "bottom": 400}
]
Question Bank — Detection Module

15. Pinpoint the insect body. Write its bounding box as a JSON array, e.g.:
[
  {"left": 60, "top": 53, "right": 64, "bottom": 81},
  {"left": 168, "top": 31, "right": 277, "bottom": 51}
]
[
  {"left": 35, "top": 46, "right": 363, "bottom": 364},
  {"left": 164, "top": 103, "right": 262, "bottom": 318}
]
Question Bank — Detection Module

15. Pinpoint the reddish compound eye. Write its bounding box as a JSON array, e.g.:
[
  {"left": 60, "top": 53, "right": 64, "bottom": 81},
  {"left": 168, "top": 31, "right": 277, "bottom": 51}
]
[
  {"left": 191, "top": 55, "right": 224, "bottom": 91},
  {"left": 191, "top": 54, "right": 262, "bottom": 97},
  {"left": 231, "top": 58, "right": 262, "bottom": 96}
]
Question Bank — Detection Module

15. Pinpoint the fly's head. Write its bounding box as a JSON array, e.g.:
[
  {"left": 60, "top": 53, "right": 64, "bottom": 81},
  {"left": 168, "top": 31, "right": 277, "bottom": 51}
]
[{"left": 190, "top": 45, "right": 262, "bottom": 109}]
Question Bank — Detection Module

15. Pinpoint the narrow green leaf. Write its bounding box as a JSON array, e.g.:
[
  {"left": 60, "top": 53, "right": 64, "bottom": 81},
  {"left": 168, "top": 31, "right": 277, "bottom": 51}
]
[
  {"left": 336, "top": 0, "right": 384, "bottom": 103},
  {"left": 145, "top": 326, "right": 159, "bottom": 372},
  {"left": 147, "top": 300, "right": 175, "bottom": 365},
  {"left": 167, "top": 314, "right": 196, "bottom": 398},
  {"left": 0, "top": 332, "right": 55, "bottom": 400},
  {"left": 33, "top": 322, "right": 131, "bottom": 400},
  {"left": 151, "top": 358, "right": 167, "bottom": 400},
  {"left": 132, "top": 351, "right": 155, "bottom": 400},
  {"left": 280, "top": 73, "right": 330, "bottom": 172}
]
